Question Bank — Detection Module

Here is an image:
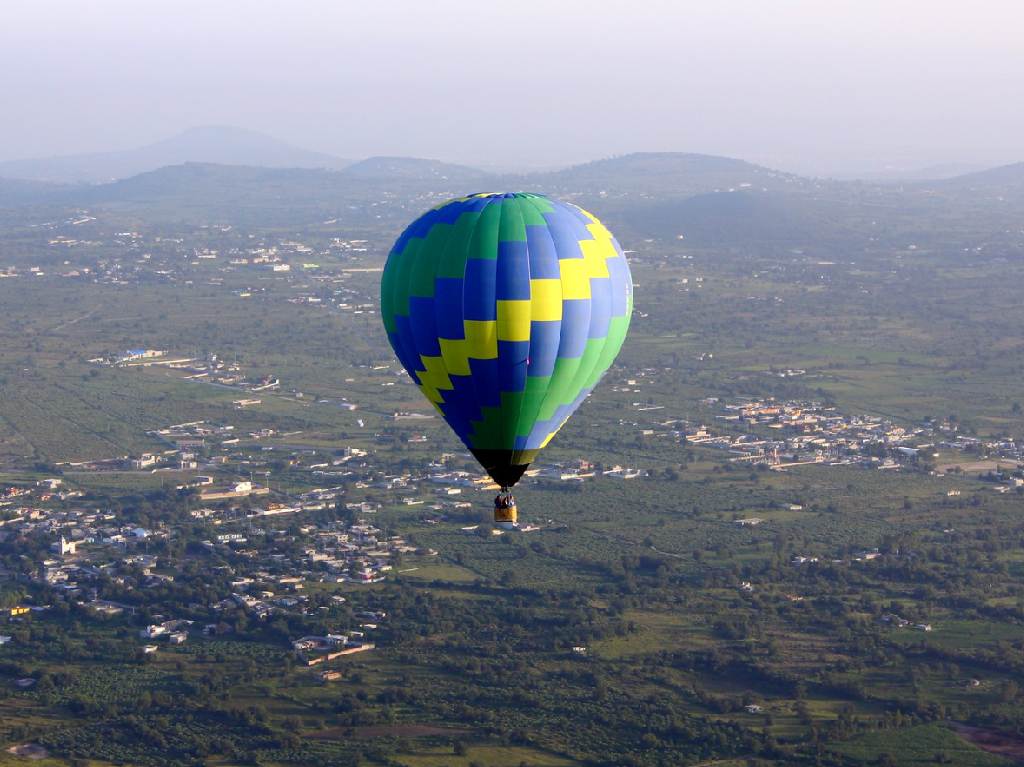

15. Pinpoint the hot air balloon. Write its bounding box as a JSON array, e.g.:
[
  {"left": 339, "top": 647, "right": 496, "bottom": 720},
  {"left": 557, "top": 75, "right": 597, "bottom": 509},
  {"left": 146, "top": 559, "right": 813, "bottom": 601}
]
[{"left": 381, "top": 192, "right": 632, "bottom": 527}]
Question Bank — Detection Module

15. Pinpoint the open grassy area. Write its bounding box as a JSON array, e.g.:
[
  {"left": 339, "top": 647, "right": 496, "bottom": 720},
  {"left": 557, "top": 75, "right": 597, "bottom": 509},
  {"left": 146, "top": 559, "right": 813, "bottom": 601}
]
[
  {"left": 833, "top": 724, "right": 1012, "bottom": 766},
  {"left": 3, "top": 202, "right": 1024, "bottom": 766},
  {"left": 395, "top": 744, "right": 578, "bottom": 767}
]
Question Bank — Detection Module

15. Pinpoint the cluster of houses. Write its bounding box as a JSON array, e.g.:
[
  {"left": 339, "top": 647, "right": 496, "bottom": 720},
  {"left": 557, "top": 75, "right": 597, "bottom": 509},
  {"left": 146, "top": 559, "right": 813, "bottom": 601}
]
[
  {"left": 184, "top": 519, "right": 423, "bottom": 619},
  {"left": 292, "top": 610, "right": 385, "bottom": 664},
  {"left": 612, "top": 398, "right": 923, "bottom": 471},
  {"left": 346, "top": 456, "right": 645, "bottom": 510},
  {"left": 0, "top": 470, "right": 413, "bottom": 659},
  {"left": 38, "top": 224, "right": 367, "bottom": 284},
  {"left": 93, "top": 348, "right": 283, "bottom": 399},
  {"left": 706, "top": 398, "right": 940, "bottom": 470},
  {"left": 0, "top": 478, "right": 81, "bottom": 504},
  {"left": 677, "top": 399, "right": 1024, "bottom": 480},
  {"left": 881, "top": 613, "right": 933, "bottom": 632},
  {"left": 533, "top": 459, "right": 643, "bottom": 482},
  {"left": 139, "top": 619, "right": 192, "bottom": 645},
  {"left": 36, "top": 547, "right": 165, "bottom": 593},
  {"left": 602, "top": 380, "right": 955, "bottom": 474},
  {"left": 0, "top": 491, "right": 168, "bottom": 592},
  {"left": 0, "top": 415, "right": 432, "bottom": 606},
  {"left": 791, "top": 548, "right": 882, "bottom": 567},
  {"left": 296, "top": 523, "right": 413, "bottom": 583}
]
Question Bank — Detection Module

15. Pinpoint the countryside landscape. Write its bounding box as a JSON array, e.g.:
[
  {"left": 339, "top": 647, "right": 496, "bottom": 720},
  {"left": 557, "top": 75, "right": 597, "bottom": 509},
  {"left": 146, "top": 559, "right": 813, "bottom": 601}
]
[{"left": 0, "top": 130, "right": 1024, "bottom": 766}]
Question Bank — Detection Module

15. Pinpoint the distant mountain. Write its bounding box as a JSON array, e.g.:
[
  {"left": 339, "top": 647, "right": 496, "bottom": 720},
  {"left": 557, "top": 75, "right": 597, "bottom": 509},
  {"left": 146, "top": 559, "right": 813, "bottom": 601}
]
[
  {"left": 80, "top": 160, "right": 493, "bottom": 201},
  {"left": 0, "top": 126, "right": 350, "bottom": 184},
  {"left": 835, "top": 162, "right": 989, "bottom": 182},
  {"left": 22, "top": 152, "right": 792, "bottom": 225},
  {"left": 0, "top": 177, "right": 75, "bottom": 207},
  {"left": 67, "top": 163, "right": 365, "bottom": 225},
  {"left": 520, "top": 152, "right": 804, "bottom": 198},
  {"left": 1, "top": 148, "right": 1019, "bottom": 253},
  {"left": 905, "top": 162, "right": 1024, "bottom": 213},
  {"left": 929, "top": 161, "right": 1024, "bottom": 191},
  {"left": 608, "top": 189, "right": 851, "bottom": 248},
  {"left": 74, "top": 162, "right": 319, "bottom": 202},
  {"left": 0, "top": 150, "right": 809, "bottom": 214},
  {"left": 0, "top": 152, "right": 855, "bottom": 241},
  {"left": 59, "top": 161, "right": 488, "bottom": 227},
  {"left": 341, "top": 156, "right": 489, "bottom": 182}
]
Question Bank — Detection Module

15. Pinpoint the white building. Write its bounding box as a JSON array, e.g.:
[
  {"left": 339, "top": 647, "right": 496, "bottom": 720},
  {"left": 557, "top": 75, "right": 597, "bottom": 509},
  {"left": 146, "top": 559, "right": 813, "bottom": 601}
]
[{"left": 51, "top": 536, "right": 76, "bottom": 556}]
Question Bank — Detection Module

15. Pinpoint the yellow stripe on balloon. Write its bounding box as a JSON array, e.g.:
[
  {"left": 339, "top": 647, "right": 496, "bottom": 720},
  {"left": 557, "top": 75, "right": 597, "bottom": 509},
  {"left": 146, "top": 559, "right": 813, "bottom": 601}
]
[
  {"left": 558, "top": 259, "right": 591, "bottom": 300},
  {"left": 496, "top": 300, "right": 531, "bottom": 342},
  {"left": 529, "top": 278, "right": 562, "bottom": 321},
  {"left": 463, "top": 320, "right": 498, "bottom": 359},
  {"left": 439, "top": 338, "right": 471, "bottom": 376},
  {"left": 580, "top": 236, "right": 614, "bottom": 279}
]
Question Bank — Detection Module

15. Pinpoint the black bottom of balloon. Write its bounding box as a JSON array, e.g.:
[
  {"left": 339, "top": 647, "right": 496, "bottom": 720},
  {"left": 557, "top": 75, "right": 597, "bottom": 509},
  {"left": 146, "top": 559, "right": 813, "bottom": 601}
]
[{"left": 470, "top": 449, "right": 538, "bottom": 489}]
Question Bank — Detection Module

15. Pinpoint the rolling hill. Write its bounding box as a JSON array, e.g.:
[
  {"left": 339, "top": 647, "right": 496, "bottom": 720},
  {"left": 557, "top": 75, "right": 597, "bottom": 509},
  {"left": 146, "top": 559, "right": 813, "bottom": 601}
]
[
  {"left": 518, "top": 152, "right": 806, "bottom": 198},
  {"left": 51, "top": 160, "right": 493, "bottom": 226},
  {"left": 340, "top": 156, "right": 489, "bottom": 183},
  {"left": 0, "top": 148, "right": 1019, "bottom": 255},
  {"left": 0, "top": 177, "right": 75, "bottom": 207},
  {"left": 0, "top": 126, "right": 350, "bottom": 184},
  {"left": 926, "top": 161, "right": 1024, "bottom": 196}
]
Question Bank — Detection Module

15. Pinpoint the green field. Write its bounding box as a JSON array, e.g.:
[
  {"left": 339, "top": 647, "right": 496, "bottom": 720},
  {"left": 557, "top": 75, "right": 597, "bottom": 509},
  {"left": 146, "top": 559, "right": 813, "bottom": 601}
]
[
  {"left": 2, "top": 190, "right": 1024, "bottom": 765},
  {"left": 834, "top": 724, "right": 1012, "bottom": 766}
]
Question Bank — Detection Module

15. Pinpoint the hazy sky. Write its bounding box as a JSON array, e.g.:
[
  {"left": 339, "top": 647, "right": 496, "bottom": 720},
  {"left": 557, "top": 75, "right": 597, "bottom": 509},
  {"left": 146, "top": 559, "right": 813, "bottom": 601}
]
[{"left": 3, "top": 0, "right": 1023, "bottom": 174}]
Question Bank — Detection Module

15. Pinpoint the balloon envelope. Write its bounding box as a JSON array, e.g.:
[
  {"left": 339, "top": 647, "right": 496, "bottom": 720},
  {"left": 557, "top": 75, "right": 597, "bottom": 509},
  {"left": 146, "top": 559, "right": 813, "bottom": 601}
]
[{"left": 381, "top": 192, "right": 632, "bottom": 488}]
